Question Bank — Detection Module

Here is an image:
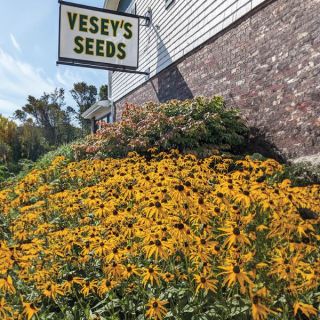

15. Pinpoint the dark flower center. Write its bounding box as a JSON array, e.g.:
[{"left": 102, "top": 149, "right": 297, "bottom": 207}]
[
  {"left": 233, "top": 266, "right": 241, "bottom": 274},
  {"left": 185, "top": 181, "right": 191, "bottom": 187},
  {"left": 152, "top": 302, "right": 158, "bottom": 308},
  {"left": 177, "top": 223, "right": 184, "bottom": 230},
  {"left": 200, "top": 277, "right": 206, "bottom": 283},
  {"left": 155, "top": 201, "right": 161, "bottom": 208},
  {"left": 67, "top": 274, "right": 73, "bottom": 282},
  {"left": 252, "top": 295, "right": 259, "bottom": 304},
  {"left": 177, "top": 185, "right": 184, "bottom": 191},
  {"left": 233, "top": 227, "right": 241, "bottom": 236}
]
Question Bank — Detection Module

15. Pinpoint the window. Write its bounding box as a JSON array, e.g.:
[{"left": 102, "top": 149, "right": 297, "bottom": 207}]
[{"left": 165, "top": 0, "right": 175, "bottom": 9}]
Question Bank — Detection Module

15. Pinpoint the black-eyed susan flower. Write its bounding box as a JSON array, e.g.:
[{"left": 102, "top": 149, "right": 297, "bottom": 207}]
[
  {"left": 22, "top": 301, "right": 40, "bottom": 320},
  {"left": 143, "top": 238, "right": 172, "bottom": 260},
  {"left": 98, "top": 278, "right": 117, "bottom": 296},
  {"left": 80, "top": 279, "right": 97, "bottom": 297},
  {"left": 194, "top": 273, "right": 217, "bottom": 293},
  {"left": 41, "top": 281, "right": 64, "bottom": 300},
  {"left": 0, "top": 275, "right": 15, "bottom": 294},
  {"left": 293, "top": 301, "right": 318, "bottom": 319},
  {"left": 218, "top": 224, "right": 251, "bottom": 249},
  {"left": 0, "top": 297, "right": 12, "bottom": 318},
  {"left": 162, "top": 272, "right": 174, "bottom": 283},
  {"left": 219, "top": 261, "right": 253, "bottom": 292},
  {"left": 145, "top": 298, "right": 168, "bottom": 320},
  {"left": 141, "top": 265, "right": 162, "bottom": 287},
  {"left": 123, "top": 264, "right": 141, "bottom": 278}
]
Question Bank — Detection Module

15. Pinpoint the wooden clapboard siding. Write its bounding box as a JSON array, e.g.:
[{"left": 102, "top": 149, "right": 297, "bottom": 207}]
[{"left": 111, "top": 0, "right": 266, "bottom": 102}]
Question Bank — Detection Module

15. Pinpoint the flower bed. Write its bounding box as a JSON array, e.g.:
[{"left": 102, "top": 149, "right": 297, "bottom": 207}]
[{"left": 0, "top": 150, "right": 319, "bottom": 319}]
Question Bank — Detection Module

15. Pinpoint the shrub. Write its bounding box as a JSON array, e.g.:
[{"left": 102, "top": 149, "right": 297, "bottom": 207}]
[{"left": 74, "top": 97, "right": 248, "bottom": 159}]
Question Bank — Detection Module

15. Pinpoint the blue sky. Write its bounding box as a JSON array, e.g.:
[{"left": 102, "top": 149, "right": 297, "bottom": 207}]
[{"left": 0, "top": 0, "right": 108, "bottom": 119}]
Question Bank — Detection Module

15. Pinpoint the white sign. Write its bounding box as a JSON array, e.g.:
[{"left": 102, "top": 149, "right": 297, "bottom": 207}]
[{"left": 59, "top": 2, "right": 139, "bottom": 69}]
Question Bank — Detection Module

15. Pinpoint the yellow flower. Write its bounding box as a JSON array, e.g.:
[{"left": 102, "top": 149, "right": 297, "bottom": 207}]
[
  {"left": 219, "top": 262, "right": 253, "bottom": 292},
  {"left": 22, "top": 301, "right": 39, "bottom": 320},
  {"left": 250, "top": 290, "right": 277, "bottom": 320},
  {"left": 141, "top": 265, "right": 163, "bottom": 287},
  {"left": 145, "top": 298, "right": 168, "bottom": 320},
  {"left": 123, "top": 264, "right": 141, "bottom": 278},
  {"left": 98, "top": 278, "right": 117, "bottom": 296},
  {"left": 80, "top": 280, "right": 97, "bottom": 297},
  {"left": 162, "top": 272, "right": 174, "bottom": 283},
  {"left": 143, "top": 238, "right": 172, "bottom": 260},
  {"left": 61, "top": 274, "right": 83, "bottom": 293},
  {"left": 218, "top": 225, "right": 251, "bottom": 249},
  {"left": 41, "top": 281, "right": 64, "bottom": 300},
  {"left": 194, "top": 273, "right": 217, "bottom": 293},
  {"left": 293, "top": 302, "right": 318, "bottom": 319},
  {"left": 0, "top": 297, "right": 12, "bottom": 318},
  {"left": 0, "top": 275, "right": 15, "bottom": 294}
]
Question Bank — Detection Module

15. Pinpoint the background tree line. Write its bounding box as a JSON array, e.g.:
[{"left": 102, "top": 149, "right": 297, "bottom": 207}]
[{"left": 0, "top": 82, "right": 108, "bottom": 181}]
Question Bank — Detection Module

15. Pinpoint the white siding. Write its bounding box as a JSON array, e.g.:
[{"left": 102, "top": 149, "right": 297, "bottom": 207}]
[{"left": 111, "top": 0, "right": 266, "bottom": 102}]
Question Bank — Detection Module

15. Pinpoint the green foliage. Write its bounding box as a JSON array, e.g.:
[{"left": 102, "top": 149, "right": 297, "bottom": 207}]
[
  {"left": 0, "top": 86, "right": 88, "bottom": 182},
  {"left": 77, "top": 97, "right": 248, "bottom": 158},
  {"left": 99, "top": 84, "right": 109, "bottom": 100},
  {"left": 70, "top": 82, "right": 98, "bottom": 134},
  {"left": 270, "top": 161, "right": 320, "bottom": 186},
  {"left": 0, "top": 165, "right": 13, "bottom": 182},
  {"left": 34, "top": 142, "right": 76, "bottom": 170},
  {"left": 14, "top": 88, "right": 79, "bottom": 147}
]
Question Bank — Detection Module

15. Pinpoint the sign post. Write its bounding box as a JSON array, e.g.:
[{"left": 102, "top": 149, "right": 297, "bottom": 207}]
[{"left": 57, "top": 1, "right": 149, "bottom": 74}]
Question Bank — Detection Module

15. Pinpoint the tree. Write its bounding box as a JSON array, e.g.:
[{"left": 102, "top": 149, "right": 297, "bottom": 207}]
[
  {"left": 70, "top": 82, "right": 97, "bottom": 134},
  {"left": 14, "top": 88, "right": 77, "bottom": 147},
  {"left": 99, "top": 85, "right": 109, "bottom": 101},
  {"left": 0, "top": 115, "right": 19, "bottom": 163},
  {"left": 17, "top": 119, "right": 48, "bottom": 161}
]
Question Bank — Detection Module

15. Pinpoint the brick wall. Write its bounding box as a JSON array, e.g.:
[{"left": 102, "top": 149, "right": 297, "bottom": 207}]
[{"left": 114, "top": 0, "right": 320, "bottom": 160}]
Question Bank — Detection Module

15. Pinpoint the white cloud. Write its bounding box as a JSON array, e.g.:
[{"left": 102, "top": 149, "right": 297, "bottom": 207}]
[
  {"left": 56, "top": 69, "right": 83, "bottom": 87},
  {"left": 0, "top": 47, "right": 55, "bottom": 117},
  {"left": 0, "top": 46, "right": 108, "bottom": 119},
  {"left": 10, "top": 33, "right": 21, "bottom": 52},
  {"left": 0, "top": 99, "right": 18, "bottom": 118}
]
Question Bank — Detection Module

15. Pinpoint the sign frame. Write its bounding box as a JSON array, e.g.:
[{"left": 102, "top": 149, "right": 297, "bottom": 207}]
[{"left": 57, "top": 0, "right": 149, "bottom": 74}]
